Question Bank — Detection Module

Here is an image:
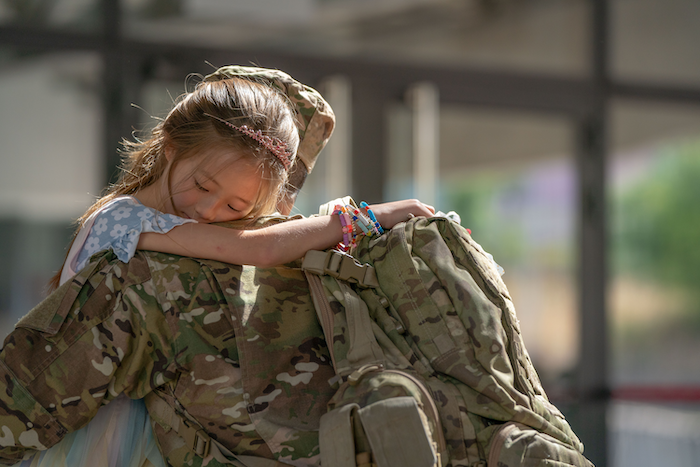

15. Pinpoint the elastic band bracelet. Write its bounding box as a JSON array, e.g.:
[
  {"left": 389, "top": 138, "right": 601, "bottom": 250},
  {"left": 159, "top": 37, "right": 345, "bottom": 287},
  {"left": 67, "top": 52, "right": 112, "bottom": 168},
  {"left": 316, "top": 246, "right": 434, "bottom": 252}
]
[
  {"left": 352, "top": 205, "right": 377, "bottom": 237},
  {"left": 353, "top": 205, "right": 375, "bottom": 237},
  {"left": 333, "top": 206, "right": 352, "bottom": 251},
  {"left": 360, "top": 201, "right": 384, "bottom": 235},
  {"left": 345, "top": 211, "right": 358, "bottom": 250},
  {"left": 349, "top": 207, "right": 371, "bottom": 235}
]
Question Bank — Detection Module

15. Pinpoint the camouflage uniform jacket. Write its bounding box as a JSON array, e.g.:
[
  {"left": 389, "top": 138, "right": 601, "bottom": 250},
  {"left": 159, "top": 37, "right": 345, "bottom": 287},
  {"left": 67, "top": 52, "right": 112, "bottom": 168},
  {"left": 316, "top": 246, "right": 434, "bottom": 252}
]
[{"left": 0, "top": 250, "right": 336, "bottom": 467}]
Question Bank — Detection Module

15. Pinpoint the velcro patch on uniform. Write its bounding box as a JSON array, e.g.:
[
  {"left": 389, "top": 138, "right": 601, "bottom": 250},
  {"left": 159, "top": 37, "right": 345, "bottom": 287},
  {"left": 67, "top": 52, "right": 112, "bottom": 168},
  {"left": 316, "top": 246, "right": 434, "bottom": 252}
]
[{"left": 16, "top": 279, "right": 73, "bottom": 334}]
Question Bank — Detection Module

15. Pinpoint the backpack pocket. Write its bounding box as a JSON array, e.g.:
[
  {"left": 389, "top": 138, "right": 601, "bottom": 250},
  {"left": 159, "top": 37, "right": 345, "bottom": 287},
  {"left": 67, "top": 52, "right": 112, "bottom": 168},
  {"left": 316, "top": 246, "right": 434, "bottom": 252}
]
[
  {"left": 359, "top": 396, "right": 438, "bottom": 467},
  {"left": 320, "top": 369, "right": 446, "bottom": 467},
  {"left": 487, "top": 422, "right": 594, "bottom": 467}
]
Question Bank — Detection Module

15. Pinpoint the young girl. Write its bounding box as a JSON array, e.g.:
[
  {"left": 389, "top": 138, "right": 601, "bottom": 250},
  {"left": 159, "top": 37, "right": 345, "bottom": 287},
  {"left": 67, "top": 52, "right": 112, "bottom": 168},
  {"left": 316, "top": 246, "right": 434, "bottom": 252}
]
[
  {"left": 54, "top": 66, "right": 432, "bottom": 286},
  {"left": 27, "top": 65, "right": 433, "bottom": 467}
]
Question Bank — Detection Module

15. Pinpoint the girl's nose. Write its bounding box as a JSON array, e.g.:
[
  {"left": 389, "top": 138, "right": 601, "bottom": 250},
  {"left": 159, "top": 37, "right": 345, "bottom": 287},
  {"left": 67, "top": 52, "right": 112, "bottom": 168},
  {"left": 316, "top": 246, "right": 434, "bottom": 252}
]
[{"left": 197, "top": 198, "right": 220, "bottom": 222}]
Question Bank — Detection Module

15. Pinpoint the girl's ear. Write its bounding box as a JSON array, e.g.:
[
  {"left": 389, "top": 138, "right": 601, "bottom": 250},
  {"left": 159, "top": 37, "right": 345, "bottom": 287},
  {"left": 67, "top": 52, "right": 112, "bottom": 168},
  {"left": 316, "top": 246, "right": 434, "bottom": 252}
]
[{"left": 164, "top": 143, "right": 176, "bottom": 162}]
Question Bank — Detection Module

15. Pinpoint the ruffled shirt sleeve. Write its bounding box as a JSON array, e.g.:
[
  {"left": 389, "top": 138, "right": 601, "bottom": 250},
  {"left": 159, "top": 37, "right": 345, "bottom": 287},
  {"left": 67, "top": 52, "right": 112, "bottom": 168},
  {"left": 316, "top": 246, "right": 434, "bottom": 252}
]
[{"left": 62, "top": 196, "right": 196, "bottom": 283}]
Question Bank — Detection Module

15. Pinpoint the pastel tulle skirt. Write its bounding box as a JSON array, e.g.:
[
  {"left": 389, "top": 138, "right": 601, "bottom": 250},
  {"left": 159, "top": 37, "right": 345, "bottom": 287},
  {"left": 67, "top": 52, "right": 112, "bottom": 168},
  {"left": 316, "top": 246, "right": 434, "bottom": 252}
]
[{"left": 19, "top": 395, "right": 166, "bottom": 467}]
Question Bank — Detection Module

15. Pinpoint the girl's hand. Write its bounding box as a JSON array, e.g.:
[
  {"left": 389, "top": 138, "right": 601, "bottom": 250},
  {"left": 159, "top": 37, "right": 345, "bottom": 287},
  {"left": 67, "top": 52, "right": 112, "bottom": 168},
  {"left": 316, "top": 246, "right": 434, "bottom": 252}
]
[{"left": 368, "top": 199, "right": 435, "bottom": 230}]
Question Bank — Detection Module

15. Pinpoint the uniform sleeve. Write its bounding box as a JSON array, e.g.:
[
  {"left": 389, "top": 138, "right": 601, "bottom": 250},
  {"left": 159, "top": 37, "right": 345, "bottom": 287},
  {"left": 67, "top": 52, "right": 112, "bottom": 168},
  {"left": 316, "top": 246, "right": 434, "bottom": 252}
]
[
  {"left": 73, "top": 197, "right": 195, "bottom": 273},
  {"left": 0, "top": 254, "right": 177, "bottom": 465}
]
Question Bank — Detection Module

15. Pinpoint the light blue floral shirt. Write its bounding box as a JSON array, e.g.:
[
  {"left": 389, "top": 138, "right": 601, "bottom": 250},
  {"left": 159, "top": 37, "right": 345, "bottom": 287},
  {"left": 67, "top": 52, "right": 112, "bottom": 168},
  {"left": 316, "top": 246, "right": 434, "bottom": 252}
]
[{"left": 74, "top": 196, "right": 196, "bottom": 272}]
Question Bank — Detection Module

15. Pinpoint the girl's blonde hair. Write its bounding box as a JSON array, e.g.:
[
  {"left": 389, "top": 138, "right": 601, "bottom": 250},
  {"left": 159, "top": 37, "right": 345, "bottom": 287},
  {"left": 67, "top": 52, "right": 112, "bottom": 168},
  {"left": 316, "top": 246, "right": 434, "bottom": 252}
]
[{"left": 49, "top": 76, "right": 299, "bottom": 289}]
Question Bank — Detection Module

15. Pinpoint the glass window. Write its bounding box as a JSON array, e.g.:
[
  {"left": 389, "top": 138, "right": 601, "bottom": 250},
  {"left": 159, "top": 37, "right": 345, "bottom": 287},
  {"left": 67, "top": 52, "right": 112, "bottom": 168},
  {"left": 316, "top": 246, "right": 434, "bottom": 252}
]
[
  {"left": 611, "top": 0, "right": 700, "bottom": 86},
  {"left": 609, "top": 99, "right": 700, "bottom": 387},
  {"left": 0, "top": 50, "right": 102, "bottom": 340},
  {"left": 0, "top": 0, "right": 100, "bottom": 32}
]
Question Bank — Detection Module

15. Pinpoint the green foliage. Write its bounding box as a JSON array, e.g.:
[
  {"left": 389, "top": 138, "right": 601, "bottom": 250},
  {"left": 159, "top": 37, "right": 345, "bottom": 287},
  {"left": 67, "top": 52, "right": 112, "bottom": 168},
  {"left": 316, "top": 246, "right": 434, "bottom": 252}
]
[
  {"left": 442, "top": 166, "right": 572, "bottom": 269},
  {"left": 442, "top": 171, "right": 524, "bottom": 263},
  {"left": 613, "top": 141, "right": 700, "bottom": 300}
]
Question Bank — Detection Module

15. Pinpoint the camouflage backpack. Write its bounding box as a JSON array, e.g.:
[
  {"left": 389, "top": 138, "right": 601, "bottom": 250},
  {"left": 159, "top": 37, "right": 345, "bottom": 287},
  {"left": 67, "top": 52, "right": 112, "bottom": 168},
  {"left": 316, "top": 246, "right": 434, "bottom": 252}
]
[{"left": 298, "top": 200, "right": 594, "bottom": 467}]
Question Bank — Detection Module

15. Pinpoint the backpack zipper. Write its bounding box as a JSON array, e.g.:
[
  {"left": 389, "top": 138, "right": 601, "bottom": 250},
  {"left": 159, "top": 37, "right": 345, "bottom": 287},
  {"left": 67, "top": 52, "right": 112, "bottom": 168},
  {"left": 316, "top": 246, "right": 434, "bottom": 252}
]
[{"left": 487, "top": 422, "right": 518, "bottom": 467}]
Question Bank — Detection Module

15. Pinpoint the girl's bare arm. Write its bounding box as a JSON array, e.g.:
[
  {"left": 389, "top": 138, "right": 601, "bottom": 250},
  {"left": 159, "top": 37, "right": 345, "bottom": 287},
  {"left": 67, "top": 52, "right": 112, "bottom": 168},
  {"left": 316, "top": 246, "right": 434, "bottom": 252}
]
[{"left": 137, "top": 199, "right": 434, "bottom": 268}]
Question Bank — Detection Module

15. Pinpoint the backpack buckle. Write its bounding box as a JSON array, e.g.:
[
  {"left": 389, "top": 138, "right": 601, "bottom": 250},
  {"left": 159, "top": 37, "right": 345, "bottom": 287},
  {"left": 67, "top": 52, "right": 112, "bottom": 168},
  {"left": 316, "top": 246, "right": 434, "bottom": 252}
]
[
  {"left": 302, "top": 250, "right": 378, "bottom": 288},
  {"left": 327, "top": 250, "right": 378, "bottom": 288},
  {"left": 191, "top": 429, "right": 211, "bottom": 457}
]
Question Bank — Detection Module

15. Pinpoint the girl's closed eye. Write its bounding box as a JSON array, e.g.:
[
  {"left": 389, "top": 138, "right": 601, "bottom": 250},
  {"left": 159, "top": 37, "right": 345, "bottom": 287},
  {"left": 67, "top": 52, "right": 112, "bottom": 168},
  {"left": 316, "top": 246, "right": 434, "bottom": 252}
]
[{"left": 194, "top": 179, "right": 209, "bottom": 192}]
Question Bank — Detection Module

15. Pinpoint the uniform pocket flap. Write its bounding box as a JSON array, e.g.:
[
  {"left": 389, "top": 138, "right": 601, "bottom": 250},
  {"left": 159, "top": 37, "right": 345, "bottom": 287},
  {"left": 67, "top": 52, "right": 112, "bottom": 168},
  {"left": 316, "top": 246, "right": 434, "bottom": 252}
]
[
  {"left": 16, "top": 278, "right": 73, "bottom": 335},
  {"left": 319, "top": 403, "right": 360, "bottom": 467},
  {"left": 16, "top": 255, "right": 107, "bottom": 336},
  {"left": 358, "top": 397, "right": 437, "bottom": 467}
]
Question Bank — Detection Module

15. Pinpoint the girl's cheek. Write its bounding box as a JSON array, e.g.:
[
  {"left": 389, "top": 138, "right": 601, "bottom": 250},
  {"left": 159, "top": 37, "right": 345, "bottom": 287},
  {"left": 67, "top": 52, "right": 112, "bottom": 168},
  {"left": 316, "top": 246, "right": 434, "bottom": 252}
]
[
  {"left": 181, "top": 189, "right": 200, "bottom": 205},
  {"left": 172, "top": 191, "right": 196, "bottom": 213}
]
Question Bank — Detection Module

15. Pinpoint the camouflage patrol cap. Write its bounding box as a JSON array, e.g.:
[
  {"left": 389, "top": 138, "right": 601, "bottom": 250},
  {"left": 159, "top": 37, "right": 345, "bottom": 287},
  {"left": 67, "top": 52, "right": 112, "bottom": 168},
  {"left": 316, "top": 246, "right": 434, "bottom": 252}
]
[{"left": 204, "top": 65, "right": 335, "bottom": 174}]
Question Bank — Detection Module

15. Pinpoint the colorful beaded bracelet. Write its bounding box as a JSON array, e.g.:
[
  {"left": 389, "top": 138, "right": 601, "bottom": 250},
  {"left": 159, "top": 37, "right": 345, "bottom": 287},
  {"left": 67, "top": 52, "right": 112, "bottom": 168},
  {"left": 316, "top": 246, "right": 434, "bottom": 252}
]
[
  {"left": 333, "top": 205, "right": 356, "bottom": 252},
  {"left": 349, "top": 207, "right": 371, "bottom": 235},
  {"left": 333, "top": 202, "right": 386, "bottom": 252},
  {"left": 336, "top": 206, "right": 353, "bottom": 251},
  {"left": 360, "top": 201, "right": 384, "bottom": 235}
]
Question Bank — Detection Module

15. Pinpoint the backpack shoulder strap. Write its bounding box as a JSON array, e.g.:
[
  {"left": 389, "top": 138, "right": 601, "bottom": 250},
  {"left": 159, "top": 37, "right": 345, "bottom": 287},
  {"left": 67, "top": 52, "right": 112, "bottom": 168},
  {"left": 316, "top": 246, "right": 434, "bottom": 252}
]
[{"left": 301, "top": 250, "right": 384, "bottom": 375}]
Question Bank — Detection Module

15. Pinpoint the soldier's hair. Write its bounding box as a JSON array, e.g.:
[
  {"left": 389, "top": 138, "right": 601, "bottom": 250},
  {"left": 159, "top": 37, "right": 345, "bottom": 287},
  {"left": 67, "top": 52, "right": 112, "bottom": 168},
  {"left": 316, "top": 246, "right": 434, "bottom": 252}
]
[{"left": 49, "top": 77, "right": 300, "bottom": 290}]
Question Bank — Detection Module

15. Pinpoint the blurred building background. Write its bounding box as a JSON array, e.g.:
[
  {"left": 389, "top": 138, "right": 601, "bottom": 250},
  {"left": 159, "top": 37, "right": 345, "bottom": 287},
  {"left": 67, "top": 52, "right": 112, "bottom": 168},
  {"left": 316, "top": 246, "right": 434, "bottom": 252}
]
[{"left": 1, "top": 0, "right": 700, "bottom": 466}]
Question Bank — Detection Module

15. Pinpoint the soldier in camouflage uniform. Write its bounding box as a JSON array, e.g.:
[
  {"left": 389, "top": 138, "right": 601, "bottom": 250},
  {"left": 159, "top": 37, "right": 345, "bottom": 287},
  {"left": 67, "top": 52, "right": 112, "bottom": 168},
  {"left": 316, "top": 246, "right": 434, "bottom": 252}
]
[
  {"left": 0, "top": 215, "right": 594, "bottom": 467},
  {"left": 0, "top": 65, "right": 342, "bottom": 467},
  {"left": 0, "top": 65, "right": 592, "bottom": 467}
]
